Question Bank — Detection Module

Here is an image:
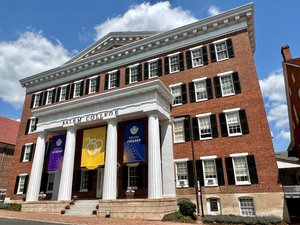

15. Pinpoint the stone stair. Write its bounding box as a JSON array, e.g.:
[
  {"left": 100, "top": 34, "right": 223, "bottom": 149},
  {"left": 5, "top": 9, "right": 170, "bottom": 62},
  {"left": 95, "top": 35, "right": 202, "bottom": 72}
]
[{"left": 64, "top": 200, "right": 99, "bottom": 216}]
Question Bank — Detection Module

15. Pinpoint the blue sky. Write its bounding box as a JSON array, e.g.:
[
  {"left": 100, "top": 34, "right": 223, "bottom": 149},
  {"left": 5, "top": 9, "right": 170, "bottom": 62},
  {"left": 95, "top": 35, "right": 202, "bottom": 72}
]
[{"left": 0, "top": 0, "right": 299, "bottom": 152}]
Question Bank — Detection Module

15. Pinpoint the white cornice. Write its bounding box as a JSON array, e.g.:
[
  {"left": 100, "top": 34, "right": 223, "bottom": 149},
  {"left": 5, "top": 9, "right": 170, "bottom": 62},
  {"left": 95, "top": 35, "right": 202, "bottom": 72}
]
[{"left": 20, "top": 3, "right": 255, "bottom": 93}]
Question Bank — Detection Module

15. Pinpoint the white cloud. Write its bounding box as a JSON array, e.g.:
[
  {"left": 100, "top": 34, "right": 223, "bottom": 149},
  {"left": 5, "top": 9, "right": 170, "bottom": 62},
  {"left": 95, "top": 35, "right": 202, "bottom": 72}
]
[
  {"left": 277, "top": 130, "right": 290, "bottom": 141},
  {"left": 94, "top": 2, "right": 197, "bottom": 40},
  {"left": 0, "top": 31, "right": 70, "bottom": 108},
  {"left": 208, "top": 6, "right": 221, "bottom": 16}
]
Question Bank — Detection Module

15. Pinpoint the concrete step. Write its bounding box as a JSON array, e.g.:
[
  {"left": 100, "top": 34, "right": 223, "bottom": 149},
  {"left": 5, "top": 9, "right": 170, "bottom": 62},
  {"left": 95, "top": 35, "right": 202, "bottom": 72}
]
[{"left": 64, "top": 200, "right": 99, "bottom": 216}]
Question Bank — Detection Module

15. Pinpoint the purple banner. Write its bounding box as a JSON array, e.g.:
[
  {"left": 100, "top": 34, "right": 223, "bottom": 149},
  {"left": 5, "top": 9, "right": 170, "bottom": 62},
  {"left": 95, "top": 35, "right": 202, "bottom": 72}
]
[{"left": 48, "top": 134, "right": 66, "bottom": 171}]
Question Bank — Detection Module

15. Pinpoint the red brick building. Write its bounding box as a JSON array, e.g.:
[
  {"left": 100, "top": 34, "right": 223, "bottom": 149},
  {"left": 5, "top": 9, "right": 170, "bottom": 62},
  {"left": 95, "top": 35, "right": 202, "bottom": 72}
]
[
  {"left": 281, "top": 45, "right": 300, "bottom": 159},
  {"left": 0, "top": 116, "right": 19, "bottom": 201},
  {"left": 6, "top": 3, "right": 284, "bottom": 219}
]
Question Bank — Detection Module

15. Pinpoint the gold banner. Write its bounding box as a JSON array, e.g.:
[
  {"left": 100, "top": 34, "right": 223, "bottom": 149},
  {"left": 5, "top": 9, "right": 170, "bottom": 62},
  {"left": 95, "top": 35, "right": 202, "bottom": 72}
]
[{"left": 81, "top": 127, "right": 106, "bottom": 170}]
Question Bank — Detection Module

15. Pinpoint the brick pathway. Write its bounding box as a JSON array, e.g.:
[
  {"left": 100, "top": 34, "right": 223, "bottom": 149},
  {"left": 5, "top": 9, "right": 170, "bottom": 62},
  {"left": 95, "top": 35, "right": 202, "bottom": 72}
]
[{"left": 0, "top": 210, "right": 202, "bottom": 225}]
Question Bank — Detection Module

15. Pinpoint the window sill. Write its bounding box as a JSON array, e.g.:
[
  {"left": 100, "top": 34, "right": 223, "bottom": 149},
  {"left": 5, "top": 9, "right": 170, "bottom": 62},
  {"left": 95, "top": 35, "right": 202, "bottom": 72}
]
[
  {"left": 235, "top": 182, "right": 251, "bottom": 186},
  {"left": 149, "top": 75, "right": 158, "bottom": 79},
  {"left": 174, "top": 140, "right": 185, "bottom": 144},
  {"left": 192, "top": 64, "right": 204, "bottom": 68},
  {"left": 228, "top": 133, "right": 243, "bottom": 137},
  {"left": 172, "top": 103, "right": 183, "bottom": 107},
  {"left": 170, "top": 70, "right": 180, "bottom": 74},
  {"left": 195, "top": 98, "right": 208, "bottom": 102},
  {"left": 221, "top": 93, "right": 235, "bottom": 97},
  {"left": 200, "top": 137, "right": 213, "bottom": 141},
  {"left": 129, "top": 81, "right": 138, "bottom": 84},
  {"left": 216, "top": 57, "right": 229, "bottom": 62},
  {"left": 204, "top": 184, "right": 218, "bottom": 187}
]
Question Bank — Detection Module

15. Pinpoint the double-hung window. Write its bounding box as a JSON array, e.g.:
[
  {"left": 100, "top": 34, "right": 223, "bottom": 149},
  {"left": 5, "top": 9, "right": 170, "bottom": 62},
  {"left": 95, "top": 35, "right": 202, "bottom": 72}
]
[
  {"left": 59, "top": 85, "right": 68, "bottom": 101},
  {"left": 239, "top": 198, "right": 255, "bottom": 216},
  {"left": 148, "top": 59, "right": 158, "bottom": 78},
  {"left": 224, "top": 109, "right": 242, "bottom": 136},
  {"left": 46, "top": 89, "right": 54, "bottom": 105},
  {"left": 232, "top": 155, "right": 250, "bottom": 185},
  {"left": 33, "top": 92, "right": 42, "bottom": 108},
  {"left": 170, "top": 84, "right": 183, "bottom": 106},
  {"left": 46, "top": 172, "right": 55, "bottom": 193},
  {"left": 191, "top": 47, "right": 204, "bottom": 67},
  {"left": 219, "top": 72, "right": 235, "bottom": 96},
  {"left": 108, "top": 71, "right": 117, "bottom": 89},
  {"left": 215, "top": 40, "right": 229, "bottom": 61},
  {"left": 175, "top": 160, "right": 189, "bottom": 187},
  {"left": 169, "top": 53, "right": 180, "bottom": 73},
  {"left": 194, "top": 79, "right": 208, "bottom": 101},
  {"left": 201, "top": 157, "right": 218, "bottom": 186},
  {"left": 173, "top": 118, "right": 185, "bottom": 143},
  {"left": 73, "top": 81, "right": 82, "bottom": 98},
  {"left": 16, "top": 174, "right": 27, "bottom": 194},
  {"left": 80, "top": 169, "right": 89, "bottom": 192},
  {"left": 27, "top": 117, "right": 37, "bottom": 134},
  {"left": 128, "top": 164, "right": 138, "bottom": 189},
  {"left": 22, "top": 144, "right": 32, "bottom": 162},
  {"left": 89, "top": 76, "right": 97, "bottom": 94},
  {"left": 129, "top": 65, "right": 138, "bottom": 84},
  {"left": 197, "top": 114, "right": 212, "bottom": 140},
  {"left": 210, "top": 38, "right": 234, "bottom": 63}
]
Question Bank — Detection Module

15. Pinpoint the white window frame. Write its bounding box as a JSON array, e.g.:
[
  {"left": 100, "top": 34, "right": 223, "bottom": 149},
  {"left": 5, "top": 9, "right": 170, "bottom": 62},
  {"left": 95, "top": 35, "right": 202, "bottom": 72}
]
[
  {"left": 17, "top": 174, "right": 27, "bottom": 194},
  {"left": 33, "top": 92, "right": 42, "bottom": 108},
  {"left": 193, "top": 77, "right": 208, "bottom": 101},
  {"left": 170, "top": 83, "right": 183, "bottom": 106},
  {"left": 127, "top": 163, "right": 139, "bottom": 190},
  {"left": 129, "top": 64, "right": 139, "bottom": 84},
  {"left": 201, "top": 156, "right": 218, "bottom": 186},
  {"left": 168, "top": 52, "right": 180, "bottom": 73},
  {"left": 213, "top": 38, "right": 229, "bottom": 61},
  {"left": 190, "top": 46, "right": 204, "bottom": 68},
  {"left": 173, "top": 117, "right": 185, "bottom": 143},
  {"left": 197, "top": 113, "right": 212, "bottom": 140},
  {"left": 239, "top": 197, "right": 256, "bottom": 216},
  {"left": 80, "top": 169, "right": 89, "bottom": 192},
  {"left": 28, "top": 117, "right": 37, "bottom": 134},
  {"left": 207, "top": 198, "right": 221, "bottom": 215},
  {"left": 224, "top": 108, "right": 242, "bottom": 137},
  {"left": 108, "top": 70, "right": 118, "bottom": 89},
  {"left": 89, "top": 76, "right": 98, "bottom": 94},
  {"left": 46, "top": 171, "right": 55, "bottom": 193},
  {"left": 148, "top": 58, "right": 159, "bottom": 78},
  {"left": 46, "top": 88, "right": 54, "bottom": 105},
  {"left": 231, "top": 154, "right": 251, "bottom": 185},
  {"left": 22, "top": 143, "right": 33, "bottom": 162},
  {"left": 174, "top": 159, "right": 189, "bottom": 188},
  {"left": 73, "top": 80, "right": 82, "bottom": 98},
  {"left": 59, "top": 85, "right": 68, "bottom": 101},
  {"left": 218, "top": 71, "right": 235, "bottom": 97}
]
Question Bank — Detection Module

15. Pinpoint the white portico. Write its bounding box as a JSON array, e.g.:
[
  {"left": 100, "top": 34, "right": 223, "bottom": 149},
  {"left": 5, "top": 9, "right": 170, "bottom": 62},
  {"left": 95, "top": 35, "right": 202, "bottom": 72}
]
[{"left": 25, "top": 80, "right": 176, "bottom": 202}]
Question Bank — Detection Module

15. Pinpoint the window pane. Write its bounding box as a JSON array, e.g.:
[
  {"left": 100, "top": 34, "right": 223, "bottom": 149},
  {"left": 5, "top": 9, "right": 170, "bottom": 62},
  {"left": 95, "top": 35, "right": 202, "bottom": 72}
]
[
  {"left": 210, "top": 199, "right": 219, "bottom": 212},
  {"left": 240, "top": 198, "right": 255, "bottom": 216},
  {"left": 176, "top": 162, "right": 188, "bottom": 187},
  {"left": 81, "top": 170, "right": 89, "bottom": 190},
  {"left": 192, "top": 48, "right": 203, "bottom": 67},
  {"left": 171, "top": 86, "right": 182, "bottom": 105},
  {"left": 46, "top": 90, "right": 53, "bottom": 104},
  {"left": 174, "top": 120, "right": 185, "bottom": 142},
  {"left": 34, "top": 94, "right": 40, "bottom": 107},
  {"left": 90, "top": 78, "right": 97, "bottom": 93},
  {"left": 233, "top": 157, "right": 249, "bottom": 182},
  {"left": 109, "top": 73, "right": 117, "bottom": 88},
  {"left": 194, "top": 80, "right": 207, "bottom": 101},
  {"left": 47, "top": 173, "right": 55, "bottom": 192},
  {"left": 226, "top": 112, "right": 241, "bottom": 135},
  {"left": 74, "top": 83, "right": 81, "bottom": 97},
  {"left": 169, "top": 55, "right": 180, "bottom": 73},
  {"left": 215, "top": 41, "right": 228, "bottom": 60},
  {"left": 18, "top": 176, "right": 26, "bottom": 193},
  {"left": 29, "top": 119, "right": 36, "bottom": 133},
  {"left": 130, "top": 67, "right": 138, "bottom": 83},
  {"left": 149, "top": 61, "right": 158, "bottom": 78},
  {"left": 60, "top": 86, "right": 67, "bottom": 101},
  {"left": 220, "top": 74, "right": 234, "bottom": 96},
  {"left": 198, "top": 116, "right": 212, "bottom": 139},
  {"left": 128, "top": 166, "right": 138, "bottom": 188},
  {"left": 23, "top": 145, "right": 31, "bottom": 162}
]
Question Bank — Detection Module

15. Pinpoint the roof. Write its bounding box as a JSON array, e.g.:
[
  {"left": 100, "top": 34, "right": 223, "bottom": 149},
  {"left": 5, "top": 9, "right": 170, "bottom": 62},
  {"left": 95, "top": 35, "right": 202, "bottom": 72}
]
[{"left": 0, "top": 116, "right": 20, "bottom": 145}]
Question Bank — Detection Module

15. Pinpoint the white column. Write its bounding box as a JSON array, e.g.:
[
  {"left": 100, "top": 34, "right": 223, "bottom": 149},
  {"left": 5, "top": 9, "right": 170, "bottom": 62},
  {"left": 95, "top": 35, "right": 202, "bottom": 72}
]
[
  {"left": 58, "top": 126, "right": 77, "bottom": 201},
  {"left": 148, "top": 112, "right": 162, "bottom": 198},
  {"left": 161, "top": 120, "right": 176, "bottom": 197},
  {"left": 102, "top": 118, "right": 118, "bottom": 200},
  {"left": 26, "top": 131, "right": 46, "bottom": 202}
]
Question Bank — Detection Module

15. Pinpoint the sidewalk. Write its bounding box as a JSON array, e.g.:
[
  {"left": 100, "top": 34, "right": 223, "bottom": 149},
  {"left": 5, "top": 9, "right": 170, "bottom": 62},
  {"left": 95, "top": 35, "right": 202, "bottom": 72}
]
[{"left": 0, "top": 210, "right": 202, "bottom": 225}]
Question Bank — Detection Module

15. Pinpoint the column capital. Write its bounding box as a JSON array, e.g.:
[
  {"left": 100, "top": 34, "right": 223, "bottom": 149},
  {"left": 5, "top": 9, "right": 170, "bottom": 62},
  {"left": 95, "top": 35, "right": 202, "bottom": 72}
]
[
  {"left": 65, "top": 125, "right": 77, "bottom": 133},
  {"left": 36, "top": 130, "right": 46, "bottom": 138},
  {"left": 147, "top": 111, "right": 159, "bottom": 118},
  {"left": 106, "top": 117, "right": 118, "bottom": 125}
]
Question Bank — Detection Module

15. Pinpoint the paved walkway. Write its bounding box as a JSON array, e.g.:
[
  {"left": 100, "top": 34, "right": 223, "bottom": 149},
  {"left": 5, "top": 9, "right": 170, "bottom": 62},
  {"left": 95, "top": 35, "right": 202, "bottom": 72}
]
[{"left": 0, "top": 210, "right": 202, "bottom": 225}]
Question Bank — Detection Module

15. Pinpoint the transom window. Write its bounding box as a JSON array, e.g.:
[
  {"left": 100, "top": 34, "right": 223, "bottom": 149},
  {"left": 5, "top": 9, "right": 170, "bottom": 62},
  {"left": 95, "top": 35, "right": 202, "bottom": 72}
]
[
  {"left": 17, "top": 175, "right": 26, "bottom": 194},
  {"left": 226, "top": 111, "right": 242, "bottom": 136},
  {"left": 130, "top": 66, "right": 138, "bottom": 83},
  {"left": 149, "top": 60, "right": 158, "bottom": 78},
  {"left": 46, "top": 89, "right": 54, "bottom": 105},
  {"left": 176, "top": 162, "right": 188, "bottom": 187},
  {"left": 23, "top": 144, "right": 32, "bottom": 162},
  {"left": 89, "top": 78, "right": 97, "bottom": 94},
  {"left": 239, "top": 198, "right": 255, "bottom": 216},
  {"left": 47, "top": 172, "right": 55, "bottom": 193},
  {"left": 173, "top": 120, "right": 185, "bottom": 143},
  {"left": 233, "top": 157, "right": 250, "bottom": 184},
  {"left": 169, "top": 54, "right": 180, "bottom": 73},
  {"left": 194, "top": 80, "right": 208, "bottom": 101},
  {"left": 207, "top": 198, "right": 221, "bottom": 215},
  {"left": 33, "top": 93, "right": 41, "bottom": 108},
  {"left": 202, "top": 160, "right": 218, "bottom": 186},
  {"left": 73, "top": 82, "right": 81, "bottom": 98},
  {"left": 220, "top": 74, "right": 235, "bottom": 96},
  {"left": 128, "top": 166, "right": 138, "bottom": 189},
  {"left": 80, "top": 169, "right": 89, "bottom": 192},
  {"left": 109, "top": 72, "right": 117, "bottom": 89},
  {"left": 191, "top": 48, "right": 203, "bottom": 67},
  {"left": 215, "top": 41, "right": 229, "bottom": 61},
  {"left": 198, "top": 116, "right": 212, "bottom": 140},
  {"left": 60, "top": 86, "right": 67, "bottom": 101},
  {"left": 171, "top": 85, "right": 182, "bottom": 105}
]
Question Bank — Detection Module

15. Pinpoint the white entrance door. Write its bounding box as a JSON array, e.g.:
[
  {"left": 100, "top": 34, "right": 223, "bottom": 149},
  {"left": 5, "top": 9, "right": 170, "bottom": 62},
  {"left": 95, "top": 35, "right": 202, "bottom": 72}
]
[{"left": 96, "top": 168, "right": 104, "bottom": 198}]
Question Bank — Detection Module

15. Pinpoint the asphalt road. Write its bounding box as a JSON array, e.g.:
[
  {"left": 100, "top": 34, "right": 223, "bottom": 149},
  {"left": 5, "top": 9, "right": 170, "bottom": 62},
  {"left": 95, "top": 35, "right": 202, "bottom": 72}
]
[{"left": 0, "top": 218, "right": 68, "bottom": 225}]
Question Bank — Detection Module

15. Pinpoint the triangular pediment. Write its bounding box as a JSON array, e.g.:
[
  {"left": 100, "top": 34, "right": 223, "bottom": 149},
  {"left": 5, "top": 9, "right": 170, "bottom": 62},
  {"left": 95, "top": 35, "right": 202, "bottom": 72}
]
[{"left": 65, "top": 31, "right": 159, "bottom": 65}]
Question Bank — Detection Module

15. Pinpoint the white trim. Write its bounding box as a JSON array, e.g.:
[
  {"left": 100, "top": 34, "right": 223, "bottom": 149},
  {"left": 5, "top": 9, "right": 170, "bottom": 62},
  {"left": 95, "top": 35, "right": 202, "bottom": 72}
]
[
  {"left": 60, "top": 84, "right": 68, "bottom": 87},
  {"left": 128, "top": 63, "right": 139, "bottom": 68},
  {"left": 167, "top": 52, "right": 180, "bottom": 57},
  {"left": 169, "top": 83, "right": 182, "bottom": 88},
  {"left": 200, "top": 155, "right": 217, "bottom": 160},
  {"left": 192, "top": 77, "right": 207, "bottom": 82},
  {"left": 19, "top": 173, "right": 28, "bottom": 176},
  {"left": 74, "top": 79, "right": 83, "bottom": 83},
  {"left": 79, "top": 168, "right": 89, "bottom": 192},
  {"left": 213, "top": 38, "right": 228, "bottom": 44},
  {"left": 24, "top": 143, "right": 33, "bottom": 146},
  {"left": 206, "top": 197, "right": 221, "bottom": 215},
  {"left": 29, "top": 116, "right": 36, "bottom": 119},
  {"left": 89, "top": 75, "right": 98, "bottom": 79},
  {"left": 147, "top": 58, "right": 159, "bottom": 63},
  {"left": 173, "top": 117, "right": 185, "bottom": 122},
  {"left": 230, "top": 153, "right": 248, "bottom": 157},
  {"left": 223, "top": 108, "right": 240, "bottom": 113},
  {"left": 174, "top": 158, "right": 189, "bottom": 162},
  {"left": 108, "top": 69, "right": 118, "bottom": 74},
  {"left": 196, "top": 112, "right": 212, "bottom": 118},
  {"left": 217, "top": 71, "right": 233, "bottom": 77},
  {"left": 34, "top": 91, "right": 42, "bottom": 95},
  {"left": 189, "top": 45, "right": 203, "bottom": 51},
  {"left": 47, "top": 87, "right": 55, "bottom": 91},
  {"left": 127, "top": 163, "right": 139, "bottom": 167}
]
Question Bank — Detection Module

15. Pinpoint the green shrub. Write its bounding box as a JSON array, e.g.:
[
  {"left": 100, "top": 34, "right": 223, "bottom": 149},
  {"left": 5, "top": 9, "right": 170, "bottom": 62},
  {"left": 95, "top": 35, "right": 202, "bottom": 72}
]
[
  {"left": 0, "top": 203, "right": 22, "bottom": 211},
  {"left": 177, "top": 198, "right": 196, "bottom": 217},
  {"left": 203, "top": 215, "right": 281, "bottom": 225},
  {"left": 162, "top": 211, "right": 196, "bottom": 223}
]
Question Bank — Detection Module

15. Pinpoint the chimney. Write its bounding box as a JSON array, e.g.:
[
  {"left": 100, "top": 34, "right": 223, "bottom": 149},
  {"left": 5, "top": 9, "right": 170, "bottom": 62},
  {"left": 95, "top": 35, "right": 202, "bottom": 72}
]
[{"left": 281, "top": 45, "right": 292, "bottom": 62}]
